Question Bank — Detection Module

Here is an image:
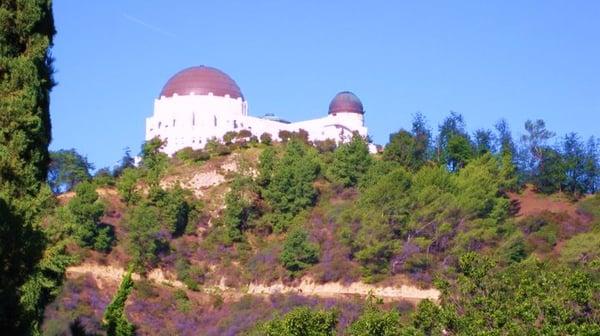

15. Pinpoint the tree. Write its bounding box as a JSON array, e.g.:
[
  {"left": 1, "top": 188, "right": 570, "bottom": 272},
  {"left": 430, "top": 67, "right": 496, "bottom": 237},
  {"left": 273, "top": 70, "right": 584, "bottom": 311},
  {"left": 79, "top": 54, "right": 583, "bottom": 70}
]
[
  {"left": 141, "top": 137, "right": 168, "bottom": 187},
  {"left": 411, "top": 112, "right": 432, "bottom": 164},
  {"left": 519, "top": 119, "right": 555, "bottom": 179},
  {"left": 347, "top": 297, "right": 403, "bottom": 336},
  {"left": 534, "top": 147, "right": 565, "bottom": 194},
  {"left": 103, "top": 270, "right": 135, "bottom": 336},
  {"left": 328, "top": 134, "right": 372, "bottom": 187},
  {"left": 116, "top": 168, "right": 141, "bottom": 205},
  {"left": 67, "top": 181, "right": 110, "bottom": 250},
  {"left": 446, "top": 134, "right": 473, "bottom": 171},
  {"left": 148, "top": 185, "right": 192, "bottom": 236},
  {"left": 48, "top": 149, "right": 94, "bottom": 193},
  {"left": 263, "top": 140, "right": 319, "bottom": 229},
  {"left": 0, "top": 0, "right": 56, "bottom": 332},
  {"left": 221, "top": 176, "right": 254, "bottom": 243},
  {"left": 436, "top": 111, "right": 467, "bottom": 163},
  {"left": 383, "top": 130, "right": 421, "bottom": 170},
  {"left": 257, "top": 307, "right": 337, "bottom": 336},
  {"left": 583, "top": 137, "right": 600, "bottom": 193},
  {"left": 113, "top": 147, "right": 135, "bottom": 177},
  {"left": 473, "top": 128, "right": 495, "bottom": 156},
  {"left": 411, "top": 257, "right": 600, "bottom": 335},
  {"left": 126, "top": 204, "right": 165, "bottom": 270},
  {"left": 280, "top": 229, "right": 320, "bottom": 274},
  {"left": 561, "top": 133, "right": 586, "bottom": 195},
  {"left": 495, "top": 119, "right": 515, "bottom": 156}
]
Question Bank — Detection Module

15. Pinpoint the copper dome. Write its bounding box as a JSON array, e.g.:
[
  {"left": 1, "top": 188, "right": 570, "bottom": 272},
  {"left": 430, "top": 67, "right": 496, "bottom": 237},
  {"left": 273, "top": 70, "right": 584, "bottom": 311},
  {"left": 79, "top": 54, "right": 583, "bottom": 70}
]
[
  {"left": 159, "top": 66, "right": 244, "bottom": 100},
  {"left": 328, "top": 91, "right": 364, "bottom": 114}
]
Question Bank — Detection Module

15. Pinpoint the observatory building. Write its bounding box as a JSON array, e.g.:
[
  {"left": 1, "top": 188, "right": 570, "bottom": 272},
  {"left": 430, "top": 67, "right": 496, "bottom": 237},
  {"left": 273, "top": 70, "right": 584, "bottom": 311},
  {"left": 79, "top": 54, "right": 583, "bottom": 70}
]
[{"left": 145, "top": 66, "right": 375, "bottom": 155}]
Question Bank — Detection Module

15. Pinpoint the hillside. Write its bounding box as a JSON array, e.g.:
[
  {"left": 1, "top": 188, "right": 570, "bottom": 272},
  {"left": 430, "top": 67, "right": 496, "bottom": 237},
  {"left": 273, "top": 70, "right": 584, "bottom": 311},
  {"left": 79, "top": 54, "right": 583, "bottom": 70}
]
[{"left": 39, "top": 135, "right": 600, "bottom": 335}]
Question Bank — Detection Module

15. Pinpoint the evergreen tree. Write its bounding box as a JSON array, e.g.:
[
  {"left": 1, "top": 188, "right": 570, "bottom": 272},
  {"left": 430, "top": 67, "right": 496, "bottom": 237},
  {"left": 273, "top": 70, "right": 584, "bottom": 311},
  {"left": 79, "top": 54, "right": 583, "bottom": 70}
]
[
  {"left": 328, "top": 134, "right": 372, "bottom": 187},
  {"left": 436, "top": 111, "right": 467, "bottom": 163},
  {"left": 446, "top": 134, "right": 473, "bottom": 171},
  {"left": 583, "top": 137, "right": 600, "bottom": 193},
  {"left": 561, "top": 133, "right": 586, "bottom": 195},
  {"left": 0, "top": 0, "right": 56, "bottom": 332},
  {"left": 263, "top": 139, "right": 319, "bottom": 226},
  {"left": 67, "top": 181, "right": 109, "bottom": 250},
  {"left": 280, "top": 229, "right": 320, "bottom": 274},
  {"left": 103, "top": 270, "right": 135, "bottom": 336},
  {"left": 411, "top": 112, "right": 432, "bottom": 163},
  {"left": 383, "top": 130, "right": 421, "bottom": 170},
  {"left": 473, "top": 128, "right": 496, "bottom": 156}
]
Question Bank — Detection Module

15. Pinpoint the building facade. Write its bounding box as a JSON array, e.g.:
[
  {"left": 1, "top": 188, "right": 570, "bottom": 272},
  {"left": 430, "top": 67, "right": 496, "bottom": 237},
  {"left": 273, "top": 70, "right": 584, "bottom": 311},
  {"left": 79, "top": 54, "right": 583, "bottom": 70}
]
[{"left": 145, "top": 66, "right": 375, "bottom": 155}]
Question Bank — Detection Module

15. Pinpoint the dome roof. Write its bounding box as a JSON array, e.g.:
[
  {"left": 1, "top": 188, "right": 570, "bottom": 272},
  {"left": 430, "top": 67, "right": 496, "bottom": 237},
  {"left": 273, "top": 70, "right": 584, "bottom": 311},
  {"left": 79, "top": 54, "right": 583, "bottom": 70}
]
[
  {"left": 159, "top": 66, "right": 244, "bottom": 100},
  {"left": 328, "top": 91, "right": 364, "bottom": 114}
]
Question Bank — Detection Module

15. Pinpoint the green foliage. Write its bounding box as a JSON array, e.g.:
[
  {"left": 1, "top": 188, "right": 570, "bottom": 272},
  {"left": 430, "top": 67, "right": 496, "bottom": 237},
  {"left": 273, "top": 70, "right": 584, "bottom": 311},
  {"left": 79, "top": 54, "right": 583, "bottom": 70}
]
[
  {"left": 175, "top": 257, "right": 205, "bottom": 291},
  {"left": 280, "top": 229, "right": 319, "bottom": 274},
  {"left": 116, "top": 167, "right": 141, "bottom": 205},
  {"left": 383, "top": 130, "right": 423, "bottom": 170},
  {"left": 560, "top": 232, "right": 600, "bottom": 266},
  {"left": 446, "top": 134, "right": 473, "bottom": 171},
  {"left": 141, "top": 137, "right": 168, "bottom": 187},
  {"left": 414, "top": 256, "right": 600, "bottom": 335},
  {"left": 328, "top": 134, "right": 372, "bottom": 187},
  {"left": 48, "top": 149, "right": 94, "bottom": 193},
  {"left": 174, "top": 146, "right": 210, "bottom": 163},
  {"left": 149, "top": 185, "right": 192, "bottom": 236},
  {"left": 347, "top": 297, "right": 403, "bottom": 336},
  {"left": 67, "top": 181, "right": 110, "bottom": 250},
  {"left": 0, "top": 0, "right": 56, "bottom": 331},
  {"left": 103, "top": 270, "right": 135, "bottom": 336},
  {"left": 222, "top": 176, "right": 256, "bottom": 243},
  {"left": 125, "top": 204, "right": 165, "bottom": 270},
  {"left": 256, "top": 307, "right": 337, "bottom": 336},
  {"left": 534, "top": 147, "right": 566, "bottom": 194},
  {"left": 262, "top": 140, "right": 319, "bottom": 231},
  {"left": 344, "top": 152, "right": 509, "bottom": 279}
]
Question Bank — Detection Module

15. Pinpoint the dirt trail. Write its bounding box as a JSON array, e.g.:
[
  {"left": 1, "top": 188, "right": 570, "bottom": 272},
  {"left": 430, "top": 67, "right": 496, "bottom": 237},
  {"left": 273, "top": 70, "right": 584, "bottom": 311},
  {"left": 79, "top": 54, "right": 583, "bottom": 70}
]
[{"left": 66, "top": 264, "right": 440, "bottom": 302}]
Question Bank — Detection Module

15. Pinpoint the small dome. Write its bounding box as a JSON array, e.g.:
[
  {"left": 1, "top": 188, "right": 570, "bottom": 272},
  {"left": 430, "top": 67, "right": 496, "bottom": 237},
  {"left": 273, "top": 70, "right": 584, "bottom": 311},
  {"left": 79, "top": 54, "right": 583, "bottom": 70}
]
[
  {"left": 328, "top": 91, "right": 364, "bottom": 114},
  {"left": 159, "top": 66, "right": 244, "bottom": 100}
]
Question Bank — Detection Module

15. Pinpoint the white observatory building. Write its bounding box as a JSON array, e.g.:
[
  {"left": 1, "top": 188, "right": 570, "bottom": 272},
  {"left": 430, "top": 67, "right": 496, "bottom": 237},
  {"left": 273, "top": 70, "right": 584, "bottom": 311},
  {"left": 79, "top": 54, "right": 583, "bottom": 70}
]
[{"left": 145, "top": 66, "right": 375, "bottom": 155}]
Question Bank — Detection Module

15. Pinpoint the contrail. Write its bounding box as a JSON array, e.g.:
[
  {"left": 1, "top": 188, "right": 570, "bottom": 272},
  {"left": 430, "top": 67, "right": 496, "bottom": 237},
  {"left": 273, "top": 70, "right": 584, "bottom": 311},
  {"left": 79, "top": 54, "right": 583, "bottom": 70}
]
[{"left": 121, "top": 12, "right": 177, "bottom": 39}]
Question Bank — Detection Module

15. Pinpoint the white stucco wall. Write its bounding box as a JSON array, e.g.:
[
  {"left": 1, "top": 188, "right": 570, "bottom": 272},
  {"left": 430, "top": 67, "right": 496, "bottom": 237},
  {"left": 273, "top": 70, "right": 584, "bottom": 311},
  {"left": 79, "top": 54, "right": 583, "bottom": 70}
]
[{"left": 146, "top": 94, "right": 375, "bottom": 155}]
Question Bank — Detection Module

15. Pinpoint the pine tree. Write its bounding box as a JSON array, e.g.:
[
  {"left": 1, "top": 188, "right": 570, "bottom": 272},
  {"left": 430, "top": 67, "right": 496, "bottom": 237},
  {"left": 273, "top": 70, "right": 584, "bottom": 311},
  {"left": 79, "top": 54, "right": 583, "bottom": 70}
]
[
  {"left": 103, "top": 270, "right": 136, "bottom": 336},
  {"left": 0, "top": 0, "right": 56, "bottom": 332}
]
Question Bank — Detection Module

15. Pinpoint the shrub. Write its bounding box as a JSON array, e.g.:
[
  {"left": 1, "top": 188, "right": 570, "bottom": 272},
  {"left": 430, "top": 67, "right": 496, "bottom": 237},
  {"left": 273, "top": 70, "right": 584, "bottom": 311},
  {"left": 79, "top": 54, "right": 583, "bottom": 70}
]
[
  {"left": 260, "top": 132, "right": 273, "bottom": 145},
  {"left": 280, "top": 229, "right": 319, "bottom": 274},
  {"left": 175, "top": 147, "right": 210, "bottom": 163},
  {"left": 256, "top": 307, "right": 337, "bottom": 336}
]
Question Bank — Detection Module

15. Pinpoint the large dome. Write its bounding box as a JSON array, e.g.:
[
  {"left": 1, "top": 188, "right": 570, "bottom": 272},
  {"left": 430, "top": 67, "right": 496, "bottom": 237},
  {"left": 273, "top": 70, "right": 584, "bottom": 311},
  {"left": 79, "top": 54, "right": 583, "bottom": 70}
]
[
  {"left": 159, "top": 66, "right": 244, "bottom": 100},
  {"left": 328, "top": 91, "right": 364, "bottom": 114}
]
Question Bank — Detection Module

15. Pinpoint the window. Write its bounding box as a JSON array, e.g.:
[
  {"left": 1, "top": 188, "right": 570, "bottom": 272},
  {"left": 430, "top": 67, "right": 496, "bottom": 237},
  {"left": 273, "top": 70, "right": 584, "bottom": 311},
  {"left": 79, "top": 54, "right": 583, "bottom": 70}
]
[
  {"left": 214, "top": 115, "right": 217, "bottom": 126},
  {"left": 173, "top": 119, "right": 176, "bottom": 126},
  {"left": 233, "top": 120, "right": 238, "bottom": 129},
  {"left": 192, "top": 113, "right": 195, "bottom": 126},
  {"left": 158, "top": 121, "right": 162, "bottom": 129}
]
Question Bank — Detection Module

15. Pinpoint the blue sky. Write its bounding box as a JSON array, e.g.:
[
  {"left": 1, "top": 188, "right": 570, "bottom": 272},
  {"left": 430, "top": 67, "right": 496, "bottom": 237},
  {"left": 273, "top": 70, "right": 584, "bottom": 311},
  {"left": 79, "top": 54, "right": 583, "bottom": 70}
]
[{"left": 50, "top": 1, "right": 600, "bottom": 169}]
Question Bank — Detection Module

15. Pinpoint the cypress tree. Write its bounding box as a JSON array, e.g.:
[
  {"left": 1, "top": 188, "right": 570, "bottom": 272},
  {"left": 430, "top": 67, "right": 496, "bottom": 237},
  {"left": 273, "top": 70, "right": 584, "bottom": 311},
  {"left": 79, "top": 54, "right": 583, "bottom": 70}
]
[{"left": 0, "top": 0, "right": 56, "bottom": 332}]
